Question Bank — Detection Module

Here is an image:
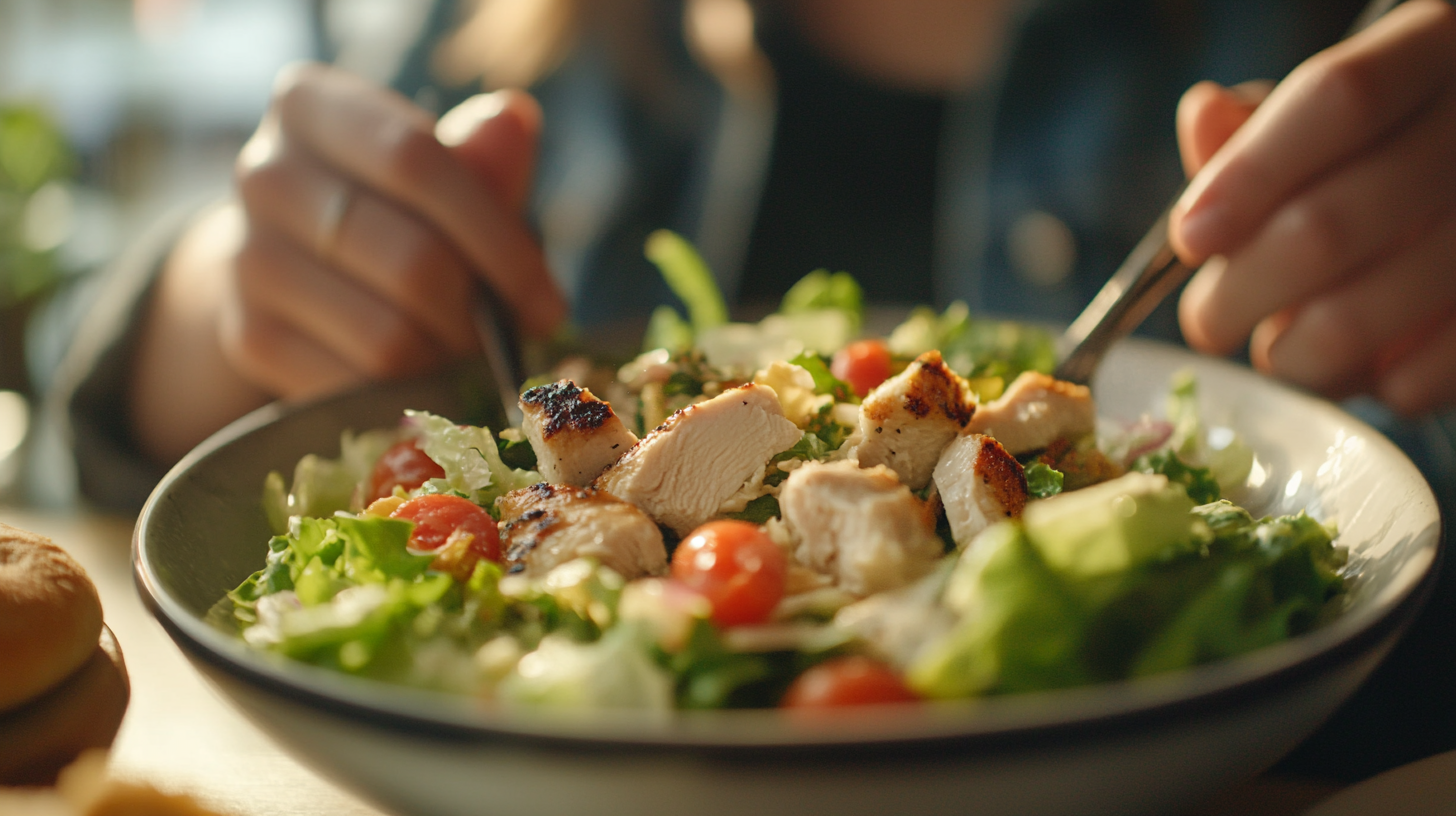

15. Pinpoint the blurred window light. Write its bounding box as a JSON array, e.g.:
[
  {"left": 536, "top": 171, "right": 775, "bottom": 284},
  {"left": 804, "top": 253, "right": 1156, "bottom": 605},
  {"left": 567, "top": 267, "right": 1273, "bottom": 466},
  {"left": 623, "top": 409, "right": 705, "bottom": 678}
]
[
  {"left": 0, "top": 391, "right": 27, "bottom": 460},
  {"left": 22, "top": 181, "right": 74, "bottom": 253},
  {"left": 326, "top": 0, "right": 434, "bottom": 86},
  {"left": 0, "top": 390, "right": 30, "bottom": 498},
  {"left": 133, "top": 0, "right": 197, "bottom": 42},
  {"left": 2, "top": 0, "right": 314, "bottom": 151}
]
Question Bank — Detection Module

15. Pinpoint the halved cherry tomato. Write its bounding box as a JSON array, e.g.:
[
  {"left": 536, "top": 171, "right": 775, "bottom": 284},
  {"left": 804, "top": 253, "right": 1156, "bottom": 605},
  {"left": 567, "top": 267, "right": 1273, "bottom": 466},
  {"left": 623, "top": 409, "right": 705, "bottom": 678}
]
[
  {"left": 671, "top": 520, "right": 786, "bottom": 627},
  {"left": 831, "top": 339, "right": 893, "bottom": 397},
  {"left": 390, "top": 494, "right": 501, "bottom": 561},
  {"left": 367, "top": 439, "right": 446, "bottom": 502},
  {"left": 780, "top": 656, "right": 920, "bottom": 708}
]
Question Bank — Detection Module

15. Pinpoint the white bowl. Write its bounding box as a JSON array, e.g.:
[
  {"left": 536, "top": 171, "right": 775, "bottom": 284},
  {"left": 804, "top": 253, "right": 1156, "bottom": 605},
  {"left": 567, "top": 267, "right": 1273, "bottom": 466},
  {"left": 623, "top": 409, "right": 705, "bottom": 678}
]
[{"left": 133, "top": 339, "right": 1442, "bottom": 816}]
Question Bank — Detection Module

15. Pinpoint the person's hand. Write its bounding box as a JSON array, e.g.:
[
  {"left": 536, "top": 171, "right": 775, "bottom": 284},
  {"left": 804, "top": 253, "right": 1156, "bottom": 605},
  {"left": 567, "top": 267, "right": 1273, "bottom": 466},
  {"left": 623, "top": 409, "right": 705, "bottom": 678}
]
[
  {"left": 129, "top": 64, "right": 566, "bottom": 465},
  {"left": 223, "top": 63, "right": 565, "bottom": 401},
  {"left": 1172, "top": 0, "right": 1456, "bottom": 416}
]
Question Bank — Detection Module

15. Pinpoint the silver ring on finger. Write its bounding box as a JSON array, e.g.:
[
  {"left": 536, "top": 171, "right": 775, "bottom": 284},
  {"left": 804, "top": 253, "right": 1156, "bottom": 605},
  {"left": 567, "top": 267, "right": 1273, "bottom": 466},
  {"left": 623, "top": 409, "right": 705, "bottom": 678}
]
[{"left": 316, "top": 182, "right": 354, "bottom": 256}]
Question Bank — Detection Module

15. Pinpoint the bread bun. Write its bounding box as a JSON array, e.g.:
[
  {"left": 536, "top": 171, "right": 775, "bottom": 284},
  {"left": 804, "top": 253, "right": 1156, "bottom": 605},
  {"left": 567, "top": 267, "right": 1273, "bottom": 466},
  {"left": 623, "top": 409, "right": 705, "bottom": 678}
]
[
  {"left": 0, "top": 523, "right": 104, "bottom": 712},
  {"left": 0, "top": 625, "right": 130, "bottom": 786}
]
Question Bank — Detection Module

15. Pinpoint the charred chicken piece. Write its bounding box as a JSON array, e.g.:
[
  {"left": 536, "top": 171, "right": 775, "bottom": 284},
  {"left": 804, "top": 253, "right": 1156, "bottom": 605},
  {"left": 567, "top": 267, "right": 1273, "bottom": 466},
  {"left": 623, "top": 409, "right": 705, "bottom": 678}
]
[
  {"left": 932, "top": 432, "right": 1028, "bottom": 548},
  {"left": 851, "top": 350, "right": 975, "bottom": 490},
  {"left": 520, "top": 380, "right": 638, "bottom": 487},
  {"left": 780, "top": 460, "right": 943, "bottom": 596},
  {"left": 964, "top": 371, "right": 1096, "bottom": 456},
  {"left": 594, "top": 383, "right": 802, "bottom": 536},
  {"left": 496, "top": 483, "right": 667, "bottom": 578}
]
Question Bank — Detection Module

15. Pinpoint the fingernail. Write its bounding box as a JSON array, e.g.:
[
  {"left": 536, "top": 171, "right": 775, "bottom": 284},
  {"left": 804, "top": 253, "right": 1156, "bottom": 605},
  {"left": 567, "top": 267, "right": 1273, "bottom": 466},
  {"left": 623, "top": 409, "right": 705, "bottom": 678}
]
[
  {"left": 1173, "top": 195, "right": 1225, "bottom": 260},
  {"left": 435, "top": 91, "right": 508, "bottom": 147}
]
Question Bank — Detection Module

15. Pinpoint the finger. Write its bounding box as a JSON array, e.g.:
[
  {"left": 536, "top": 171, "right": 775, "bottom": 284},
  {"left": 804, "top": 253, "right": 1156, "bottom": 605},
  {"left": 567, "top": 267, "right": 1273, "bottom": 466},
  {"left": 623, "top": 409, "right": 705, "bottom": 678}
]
[
  {"left": 1179, "top": 82, "right": 1456, "bottom": 354},
  {"left": 1377, "top": 309, "right": 1456, "bottom": 416},
  {"left": 436, "top": 89, "right": 543, "bottom": 212},
  {"left": 232, "top": 226, "right": 442, "bottom": 383},
  {"left": 235, "top": 132, "right": 478, "bottom": 356},
  {"left": 270, "top": 63, "right": 567, "bottom": 337},
  {"left": 1249, "top": 209, "right": 1456, "bottom": 397},
  {"left": 218, "top": 275, "right": 357, "bottom": 402},
  {"left": 1170, "top": 0, "right": 1456, "bottom": 263},
  {"left": 1175, "top": 81, "right": 1271, "bottom": 177}
]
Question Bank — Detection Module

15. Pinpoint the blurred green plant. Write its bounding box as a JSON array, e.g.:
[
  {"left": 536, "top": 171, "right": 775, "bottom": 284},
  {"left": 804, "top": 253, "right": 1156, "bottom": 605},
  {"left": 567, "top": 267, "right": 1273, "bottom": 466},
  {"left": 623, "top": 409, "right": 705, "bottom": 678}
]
[{"left": 1, "top": 103, "right": 76, "bottom": 307}]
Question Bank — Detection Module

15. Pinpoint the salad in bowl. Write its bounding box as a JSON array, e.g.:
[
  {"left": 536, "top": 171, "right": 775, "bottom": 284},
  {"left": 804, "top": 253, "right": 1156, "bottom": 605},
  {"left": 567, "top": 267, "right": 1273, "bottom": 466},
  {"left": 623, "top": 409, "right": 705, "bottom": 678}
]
[{"left": 208, "top": 231, "right": 1347, "bottom": 713}]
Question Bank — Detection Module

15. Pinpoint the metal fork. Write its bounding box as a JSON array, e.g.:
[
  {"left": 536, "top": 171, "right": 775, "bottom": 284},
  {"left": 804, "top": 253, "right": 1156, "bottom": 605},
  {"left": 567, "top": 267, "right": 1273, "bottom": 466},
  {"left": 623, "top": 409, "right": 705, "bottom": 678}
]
[{"left": 471, "top": 283, "right": 527, "bottom": 428}]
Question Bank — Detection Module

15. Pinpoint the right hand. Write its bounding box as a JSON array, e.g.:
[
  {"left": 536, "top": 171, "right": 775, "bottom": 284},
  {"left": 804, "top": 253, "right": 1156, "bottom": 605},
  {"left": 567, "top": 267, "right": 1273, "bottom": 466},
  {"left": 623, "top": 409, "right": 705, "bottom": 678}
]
[{"left": 225, "top": 63, "right": 565, "bottom": 401}]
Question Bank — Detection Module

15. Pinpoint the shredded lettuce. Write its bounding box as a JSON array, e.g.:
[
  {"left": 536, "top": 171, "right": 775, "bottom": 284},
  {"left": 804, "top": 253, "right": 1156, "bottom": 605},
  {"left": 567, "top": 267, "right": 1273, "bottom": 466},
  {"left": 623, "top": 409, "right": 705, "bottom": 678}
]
[
  {"left": 221, "top": 514, "right": 455, "bottom": 675},
  {"left": 1165, "top": 369, "right": 1255, "bottom": 495},
  {"left": 1133, "top": 449, "right": 1221, "bottom": 505},
  {"left": 888, "top": 302, "right": 1056, "bottom": 381},
  {"left": 405, "top": 410, "right": 540, "bottom": 506},
  {"left": 497, "top": 625, "right": 674, "bottom": 711},
  {"left": 261, "top": 428, "right": 396, "bottom": 534}
]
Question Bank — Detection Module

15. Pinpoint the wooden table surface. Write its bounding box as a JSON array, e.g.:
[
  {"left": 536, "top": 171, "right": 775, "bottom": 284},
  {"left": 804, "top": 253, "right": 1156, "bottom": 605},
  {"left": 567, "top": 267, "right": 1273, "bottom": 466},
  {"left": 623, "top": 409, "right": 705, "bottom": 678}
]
[{"left": 0, "top": 507, "right": 1346, "bottom": 816}]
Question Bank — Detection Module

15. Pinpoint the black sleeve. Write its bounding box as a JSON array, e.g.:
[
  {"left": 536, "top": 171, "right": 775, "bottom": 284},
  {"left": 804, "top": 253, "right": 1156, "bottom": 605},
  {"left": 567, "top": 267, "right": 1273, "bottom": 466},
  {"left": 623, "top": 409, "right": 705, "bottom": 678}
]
[{"left": 31, "top": 202, "right": 208, "bottom": 511}]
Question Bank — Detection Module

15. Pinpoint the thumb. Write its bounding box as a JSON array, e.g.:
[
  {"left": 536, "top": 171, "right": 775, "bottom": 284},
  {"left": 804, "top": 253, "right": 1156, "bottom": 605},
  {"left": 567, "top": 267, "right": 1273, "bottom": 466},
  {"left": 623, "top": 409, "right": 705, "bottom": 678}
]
[
  {"left": 435, "top": 89, "right": 543, "bottom": 212},
  {"left": 1175, "top": 80, "right": 1273, "bottom": 177}
]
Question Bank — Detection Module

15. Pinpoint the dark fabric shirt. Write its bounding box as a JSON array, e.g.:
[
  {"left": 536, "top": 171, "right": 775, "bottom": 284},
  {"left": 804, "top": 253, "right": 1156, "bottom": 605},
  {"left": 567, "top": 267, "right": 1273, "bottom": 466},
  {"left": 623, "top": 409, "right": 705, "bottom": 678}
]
[{"left": 736, "top": 16, "right": 944, "bottom": 311}]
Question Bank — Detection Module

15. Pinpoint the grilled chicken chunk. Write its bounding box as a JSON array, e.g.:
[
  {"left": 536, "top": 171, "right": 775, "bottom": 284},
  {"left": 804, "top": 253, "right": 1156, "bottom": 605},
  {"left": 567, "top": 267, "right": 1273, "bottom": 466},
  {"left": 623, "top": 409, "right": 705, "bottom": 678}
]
[
  {"left": 851, "top": 350, "right": 975, "bottom": 489},
  {"left": 780, "top": 460, "right": 943, "bottom": 596},
  {"left": 594, "top": 384, "right": 802, "bottom": 535},
  {"left": 933, "top": 432, "right": 1028, "bottom": 548},
  {"left": 964, "top": 371, "right": 1096, "bottom": 455},
  {"left": 520, "top": 380, "right": 638, "bottom": 487},
  {"left": 496, "top": 483, "right": 667, "bottom": 578}
]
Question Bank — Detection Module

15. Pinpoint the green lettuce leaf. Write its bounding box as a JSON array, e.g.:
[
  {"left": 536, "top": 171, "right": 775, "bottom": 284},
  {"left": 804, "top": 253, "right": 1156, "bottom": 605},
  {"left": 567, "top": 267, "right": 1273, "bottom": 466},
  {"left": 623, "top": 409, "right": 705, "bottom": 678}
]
[
  {"left": 1133, "top": 449, "right": 1221, "bottom": 505},
  {"left": 644, "top": 229, "right": 728, "bottom": 333},
  {"left": 406, "top": 410, "right": 541, "bottom": 506},
  {"left": 788, "top": 352, "right": 857, "bottom": 404},
  {"left": 779, "top": 269, "right": 864, "bottom": 333},
  {"left": 1023, "top": 462, "right": 1064, "bottom": 499},
  {"left": 261, "top": 428, "right": 397, "bottom": 534},
  {"left": 887, "top": 302, "right": 1055, "bottom": 381},
  {"left": 908, "top": 523, "right": 1092, "bottom": 697},
  {"left": 497, "top": 625, "right": 675, "bottom": 711}
]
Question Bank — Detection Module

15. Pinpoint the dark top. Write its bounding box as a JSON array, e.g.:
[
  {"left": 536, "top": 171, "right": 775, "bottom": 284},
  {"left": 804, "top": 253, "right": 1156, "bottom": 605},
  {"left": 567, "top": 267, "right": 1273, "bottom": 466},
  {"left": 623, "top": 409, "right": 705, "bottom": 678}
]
[{"left": 737, "top": 17, "right": 943, "bottom": 310}]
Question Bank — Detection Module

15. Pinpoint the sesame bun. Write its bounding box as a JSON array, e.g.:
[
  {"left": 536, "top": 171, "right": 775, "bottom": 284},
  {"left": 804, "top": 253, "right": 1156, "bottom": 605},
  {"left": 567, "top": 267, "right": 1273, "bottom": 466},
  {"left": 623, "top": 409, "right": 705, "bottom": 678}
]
[
  {"left": 0, "top": 625, "right": 129, "bottom": 786},
  {"left": 0, "top": 523, "right": 104, "bottom": 713}
]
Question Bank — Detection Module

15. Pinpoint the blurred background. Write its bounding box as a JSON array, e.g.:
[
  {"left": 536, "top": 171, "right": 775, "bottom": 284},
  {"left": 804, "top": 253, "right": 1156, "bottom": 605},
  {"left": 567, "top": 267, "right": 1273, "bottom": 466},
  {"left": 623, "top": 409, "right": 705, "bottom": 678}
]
[{"left": 0, "top": 0, "right": 426, "bottom": 505}]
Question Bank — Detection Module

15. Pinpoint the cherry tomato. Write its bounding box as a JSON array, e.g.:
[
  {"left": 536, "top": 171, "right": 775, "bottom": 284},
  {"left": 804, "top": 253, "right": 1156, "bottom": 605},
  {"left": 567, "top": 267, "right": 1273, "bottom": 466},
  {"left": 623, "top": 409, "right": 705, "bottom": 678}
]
[
  {"left": 367, "top": 439, "right": 446, "bottom": 502},
  {"left": 671, "top": 520, "right": 786, "bottom": 627},
  {"left": 780, "top": 656, "right": 920, "bottom": 708},
  {"left": 831, "top": 339, "right": 893, "bottom": 397},
  {"left": 390, "top": 494, "right": 501, "bottom": 561}
]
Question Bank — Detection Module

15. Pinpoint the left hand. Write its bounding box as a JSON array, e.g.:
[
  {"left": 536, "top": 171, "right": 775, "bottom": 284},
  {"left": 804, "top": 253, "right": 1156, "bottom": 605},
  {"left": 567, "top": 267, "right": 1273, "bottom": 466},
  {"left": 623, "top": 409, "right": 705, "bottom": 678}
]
[{"left": 1172, "top": 0, "right": 1456, "bottom": 417}]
